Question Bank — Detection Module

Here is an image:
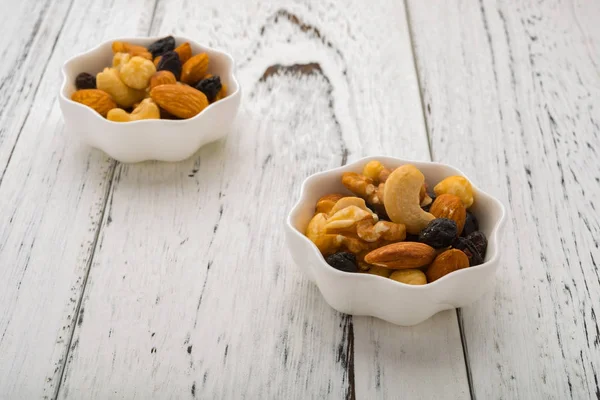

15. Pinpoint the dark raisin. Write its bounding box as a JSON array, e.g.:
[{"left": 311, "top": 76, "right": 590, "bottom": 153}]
[
  {"left": 195, "top": 76, "right": 222, "bottom": 102},
  {"left": 452, "top": 237, "right": 484, "bottom": 266},
  {"left": 461, "top": 212, "right": 479, "bottom": 236},
  {"left": 148, "top": 36, "right": 176, "bottom": 58},
  {"left": 422, "top": 196, "right": 436, "bottom": 212},
  {"left": 75, "top": 72, "right": 96, "bottom": 90},
  {"left": 325, "top": 252, "right": 358, "bottom": 273},
  {"left": 156, "top": 51, "right": 182, "bottom": 80},
  {"left": 466, "top": 231, "right": 487, "bottom": 259},
  {"left": 419, "top": 218, "right": 457, "bottom": 249}
]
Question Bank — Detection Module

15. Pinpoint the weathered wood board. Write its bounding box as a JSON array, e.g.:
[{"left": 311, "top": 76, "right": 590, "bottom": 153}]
[
  {"left": 0, "top": 0, "right": 157, "bottom": 398},
  {"left": 56, "top": 1, "right": 469, "bottom": 399},
  {"left": 407, "top": 0, "right": 600, "bottom": 398}
]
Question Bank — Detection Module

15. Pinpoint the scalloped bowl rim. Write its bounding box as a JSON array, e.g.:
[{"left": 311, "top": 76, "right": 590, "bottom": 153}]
[
  {"left": 59, "top": 35, "right": 240, "bottom": 127},
  {"left": 286, "top": 155, "right": 507, "bottom": 291}
]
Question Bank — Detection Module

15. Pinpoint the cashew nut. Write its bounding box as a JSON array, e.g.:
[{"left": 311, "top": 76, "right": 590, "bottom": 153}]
[
  {"left": 420, "top": 184, "right": 433, "bottom": 207},
  {"left": 97, "top": 67, "right": 146, "bottom": 108},
  {"left": 305, "top": 213, "right": 343, "bottom": 255},
  {"left": 107, "top": 98, "right": 160, "bottom": 122},
  {"left": 328, "top": 197, "right": 376, "bottom": 219},
  {"left": 383, "top": 164, "right": 435, "bottom": 234}
]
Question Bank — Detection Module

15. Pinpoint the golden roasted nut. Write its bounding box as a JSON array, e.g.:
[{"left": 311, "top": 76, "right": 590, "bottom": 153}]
[
  {"left": 356, "top": 220, "right": 406, "bottom": 243},
  {"left": 367, "top": 265, "right": 392, "bottom": 278},
  {"left": 71, "top": 89, "right": 116, "bottom": 117},
  {"left": 215, "top": 83, "right": 227, "bottom": 101},
  {"left": 149, "top": 70, "right": 177, "bottom": 90},
  {"left": 315, "top": 194, "right": 346, "bottom": 214},
  {"left": 363, "top": 161, "right": 394, "bottom": 184},
  {"left": 426, "top": 249, "right": 469, "bottom": 282},
  {"left": 363, "top": 161, "right": 385, "bottom": 181},
  {"left": 357, "top": 260, "right": 372, "bottom": 272},
  {"left": 429, "top": 194, "right": 467, "bottom": 235},
  {"left": 119, "top": 56, "right": 157, "bottom": 89},
  {"left": 181, "top": 53, "right": 209, "bottom": 85},
  {"left": 420, "top": 184, "right": 433, "bottom": 207},
  {"left": 96, "top": 67, "right": 146, "bottom": 108},
  {"left": 305, "top": 213, "right": 343, "bottom": 255},
  {"left": 112, "top": 41, "right": 152, "bottom": 60},
  {"left": 107, "top": 98, "right": 160, "bottom": 122},
  {"left": 364, "top": 242, "right": 436, "bottom": 269},
  {"left": 389, "top": 269, "right": 427, "bottom": 285},
  {"left": 378, "top": 167, "right": 394, "bottom": 183},
  {"left": 112, "top": 52, "right": 131, "bottom": 70},
  {"left": 340, "top": 236, "right": 385, "bottom": 255},
  {"left": 325, "top": 206, "right": 372, "bottom": 233},
  {"left": 150, "top": 84, "right": 209, "bottom": 119},
  {"left": 328, "top": 197, "right": 374, "bottom": 217},
  {"left": 434, "top": 176, "right": 474, "bottom": 208},
  {"left": 174, "top": 42, "right": 192, "bottom": 64},
  {"left": 383, "top": 165, "right": 435, "bottom": 234},
  {"left": 342, "top": 172, "right": 376, "bottom": 198}
]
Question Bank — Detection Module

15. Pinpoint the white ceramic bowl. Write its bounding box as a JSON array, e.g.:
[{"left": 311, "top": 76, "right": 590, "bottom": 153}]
[
  {"left": 59, "top": 36, "right": 241, "bottom": 163},
  {"left": 285, "top": 156, "right": 506, "bottom": 326}
]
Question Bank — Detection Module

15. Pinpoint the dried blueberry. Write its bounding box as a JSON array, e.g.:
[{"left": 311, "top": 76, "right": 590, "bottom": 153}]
[
  {"left": 466, "top": 231, "right": 487, "bottom": 259},
  {"left": 148, "top": 36, "right": 175, "bottom": 58},
  {"left": 156, "top": 51, "right": 182, "bottom": 80},
  {"left": 452, "top": 237, "right": 484, "bottom": 266},
  {"left": 75, "top": 72, "right": 96, "bottom": 90},
  {"left": 419, "top": 218, "right": 457, "bottom": 249},
  {"left": 461, "top": 212, "right": 479, "bottom": 237},
  {"left": 195, "top": 76, "right": 222, "bottom": 102},
  {"left": 325, "top": 252, "right": 358, "bottom": 273}
]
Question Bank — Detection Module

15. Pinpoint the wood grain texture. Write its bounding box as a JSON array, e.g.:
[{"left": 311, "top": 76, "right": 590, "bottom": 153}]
[
  {"left": 0, "top": 0, "right": 156, "bottom": 398},
  {"left": 57, "top": 1, "right": 469, "bottom": 399},
  {"left": 0, "top": 0, "right": 73, "bottom": 182},
  {"left": 406, "top": 0, "right": 600, "bottom": 398}
]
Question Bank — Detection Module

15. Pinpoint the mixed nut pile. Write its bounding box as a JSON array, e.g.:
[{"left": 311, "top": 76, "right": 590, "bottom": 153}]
[
  {"left": 70, "top": 36, "right": 227, "bottom": 122},
  {"left": 305, "top": 161, "right": 488, "bottom": 285}
]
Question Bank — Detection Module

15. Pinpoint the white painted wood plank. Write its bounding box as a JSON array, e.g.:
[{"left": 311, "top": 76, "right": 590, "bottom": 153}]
[
  {"left": 406, "top": 0, "right": 600, "bottom": 398},
  {"left": 0, "top": 0, "right": 74, "bottom": 179},
  {"left": 0, "top": 1, "right": 156, "bottom": 398},
  {"left": 58, "top": 1, "right": 469, "bottom": 399}
]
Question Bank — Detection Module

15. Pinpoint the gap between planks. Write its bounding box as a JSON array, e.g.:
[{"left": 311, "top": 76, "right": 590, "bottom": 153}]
[
  {"left": 403, "top": 0, "right": 476, "bottom": 399},
  {"left": 51, "top": 0, "right": 161, "bottom": 397}
]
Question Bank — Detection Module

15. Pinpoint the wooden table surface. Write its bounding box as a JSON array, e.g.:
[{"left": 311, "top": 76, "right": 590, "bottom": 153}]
[{"left": 1, "top": 0, "right": 599, "bottom": 399}]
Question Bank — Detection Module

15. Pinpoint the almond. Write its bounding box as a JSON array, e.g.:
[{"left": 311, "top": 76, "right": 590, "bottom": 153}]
[
  {"left": 174, "top": 42, "right": 192, "bottom": 64},
  {"left": 150, "top": 84, "right": 209, "bottom": 119},
  {"left": 364, "top": 242, "right": 436, "bottom": 269},
  {"left": 180, "top": 53, "right": 209, "bottom": 85},
  {"left": 429, "top": 194, "right": 467, "bottom": 235},
  {"left": 149, "top": 70, "right": 177, "bottom": 90},
  {"left": 71, "top": 89, "right": 116, "bottom": 117},
  {"left": 426, "top": 249, "right": 469, "bottom": 282}
]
